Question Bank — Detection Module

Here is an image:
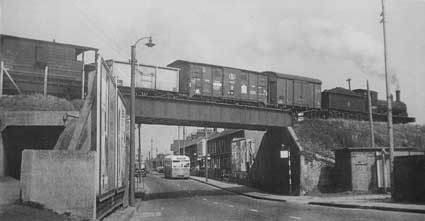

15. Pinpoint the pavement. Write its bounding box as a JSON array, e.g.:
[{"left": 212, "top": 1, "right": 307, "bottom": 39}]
[{"left": 189, "top": 175, "right": 425, "bottom": 214}]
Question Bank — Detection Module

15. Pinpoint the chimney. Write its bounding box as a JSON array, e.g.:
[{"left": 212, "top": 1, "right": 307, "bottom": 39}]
[{"left": 396, "top": 90, "right": 400, "bottom": 102}]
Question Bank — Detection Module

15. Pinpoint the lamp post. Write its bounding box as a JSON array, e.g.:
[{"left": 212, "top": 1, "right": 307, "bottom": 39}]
[{"left": 130, "top": 36, "right": 155, "bottom": 206}]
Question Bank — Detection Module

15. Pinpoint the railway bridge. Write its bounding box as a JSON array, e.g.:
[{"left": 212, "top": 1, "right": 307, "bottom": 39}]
[{"left": 120, "top": 90, "right": 293, "bottom": 130}]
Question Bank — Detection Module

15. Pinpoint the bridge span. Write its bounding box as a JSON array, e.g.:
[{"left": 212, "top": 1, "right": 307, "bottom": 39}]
[{"left": 120, "top": 91, "right": 293, "bottom": 130}]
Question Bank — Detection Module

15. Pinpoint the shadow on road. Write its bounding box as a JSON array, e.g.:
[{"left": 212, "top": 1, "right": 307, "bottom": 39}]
[
  {"left": 143, "top": 183, "right": 263, "bottom": 201},
  {"left": 144, "top": 188, "right": 236, "bottom": 201}
]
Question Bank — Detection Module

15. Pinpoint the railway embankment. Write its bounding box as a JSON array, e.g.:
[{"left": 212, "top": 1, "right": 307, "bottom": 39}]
[
  {"left": 0, "top": 94, "right": 80, "bottom": 111},
  {"left": 288, "top": 118, "right": 425, "bottom": 195},
  {"left": 293, "top": 118, "right": 425, "bottom": 159}
]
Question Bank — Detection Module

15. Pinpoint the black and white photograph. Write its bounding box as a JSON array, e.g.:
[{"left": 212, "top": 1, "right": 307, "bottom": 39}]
[{"left": 0, "top": 0, "right": 424, "bottom": 220}]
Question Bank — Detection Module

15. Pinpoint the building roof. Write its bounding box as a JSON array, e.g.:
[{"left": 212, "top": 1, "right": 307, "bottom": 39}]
[
  {"left": 179, "top": 129, "right": 244, "bottom": 148},
  {"left": 0, "top": 34, "right": 98, "bottom": 52},
  {"left": 207, "top": 129, "right": 243, "bottom": 140}
]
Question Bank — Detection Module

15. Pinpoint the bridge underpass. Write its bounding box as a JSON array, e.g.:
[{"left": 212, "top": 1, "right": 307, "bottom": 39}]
[
  {"left": 122, "top": 94, "right": 293, "bottom": 130},
  {"left": 121, "top": 92, "right": 298, "bottom": 195}
]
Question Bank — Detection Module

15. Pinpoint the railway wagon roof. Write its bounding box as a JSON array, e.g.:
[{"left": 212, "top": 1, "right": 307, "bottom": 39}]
[
  {"left": 262, "top": 71, "right": 322, "bottom": 84},
  {"left": 168, "top": 60, "right": 263, "bottom": 74},
  {"left": 323, "top": 87, "right": 363, "bottom": 97},
  {"left": 169, "top": 60, "right": 322, "bottom": 84}
]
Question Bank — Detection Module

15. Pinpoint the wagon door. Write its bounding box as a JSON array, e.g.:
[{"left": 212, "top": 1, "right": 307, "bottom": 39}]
[
  {"left": 294, "top": 81, "right": 305, "bottom": 107},
  {"left": 277, "top": 78, "right": 287, "bottom": 105},
  {"left": 240, "top": 72, "right": 249, "bottom": 100},
  {"left": 304, "top": 83, "right": 313, "bottom": 108},
  {"left": 257, "top": 75, "right": 267, "bottom": 104},
  {"left": 287, "top": 80, "right": 294, "bottom": 106},
  {"left": 267, "top": 75, "right": 277, "bottom": 105},
  {"left": 248, "top": 72, "right": 258, "bottom": 101},
  {"left": 223, "top": 68, "right": 240, "bottom": 100},
  {"left": 314, "top": 84, "right": 321, "bottom": 109},
  {"left": 190, "top": 65, "right": 202, "bottom": 96},
  {"left": 212, "top": 67, "right": 223, "bottom": 97},
  {"left": 201, "top": 66, "right": 212, "bottom": 96}
]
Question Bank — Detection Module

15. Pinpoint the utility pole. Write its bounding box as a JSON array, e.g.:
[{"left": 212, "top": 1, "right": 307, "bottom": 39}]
[
  {"left": 150, "top": 138, "right": 153, "bottom": 160},
  {"left": 380, "top": 0, "right": 394, "bottom": 191},
  {"left": 182, "top": 126, "right": 186, "bottom": 155},
  {"left": 177, "top": 126, "right": 180, "bottom": 154},
  {"left": 138, "top": 124, "right": 142, "bottom": 182},
  {"left": 367, "top": 80, "right": 375, "bottom": 148},
  {"left": 204, "top": 128, "right": 209, "bottom": 182}
]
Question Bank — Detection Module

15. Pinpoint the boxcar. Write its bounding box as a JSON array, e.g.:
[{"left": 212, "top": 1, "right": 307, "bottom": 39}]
[
  {"left": 264, "top": 71, "right": 321, "bottom": 110},
  {"left": 168, "top": 60, "right": 268, "bottom": 105},
  {"left": 106, "top": 60, "right": 180, "bottom": 93}
]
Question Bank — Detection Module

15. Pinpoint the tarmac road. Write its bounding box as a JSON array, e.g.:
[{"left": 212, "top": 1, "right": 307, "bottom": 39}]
[{"left": 131, "top": 174, "right": 425, "bottom": 221}]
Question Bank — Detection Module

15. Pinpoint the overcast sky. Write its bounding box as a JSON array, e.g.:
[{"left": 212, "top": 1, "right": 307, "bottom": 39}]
[{"left": 1, "top": 0, "right": 424, "bottom": 156}]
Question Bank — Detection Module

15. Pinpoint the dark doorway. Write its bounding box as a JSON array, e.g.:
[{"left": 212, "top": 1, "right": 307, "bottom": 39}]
[{"left": 2, "top": 126, "right": 64, "bottom": 179}]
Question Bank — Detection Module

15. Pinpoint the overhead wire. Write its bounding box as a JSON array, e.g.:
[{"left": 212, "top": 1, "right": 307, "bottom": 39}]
[{"left": 70, "top": 0, "right": 129, "bottom": 60}]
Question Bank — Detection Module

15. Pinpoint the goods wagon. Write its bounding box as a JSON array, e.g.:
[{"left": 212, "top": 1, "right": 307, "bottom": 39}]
[
  {"left": 106, "top": 60, "right": 180, "bottom": 93},
  {"left": 168, "top": 60, "right": 268, "bottom": 105},
  {"left": 264, "top": 71, "right": 321, "bottom": 110},
  {"left": 321, "top": 87, "right": 366, "bottom": 113}
]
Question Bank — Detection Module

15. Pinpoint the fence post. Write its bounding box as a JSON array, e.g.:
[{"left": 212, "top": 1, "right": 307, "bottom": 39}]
[
  {"left": 81, "top": 52, "right": 85, "bottom": 99},
  {"left": 44, "top": 66, "right": 48, "bottom": 96},
  {"left": 0, "top": 61, "right": 3, "bottom": 97}
]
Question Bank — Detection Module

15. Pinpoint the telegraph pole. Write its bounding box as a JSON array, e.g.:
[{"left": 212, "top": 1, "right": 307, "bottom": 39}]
[
  {"left": 182, "top": 126, "right": 186, "bottom": 155},
  {"left": 138, "top": 124, "right": 142, "bottom": 182},
  {"left": 380, "top": 0, "right": 395, "bottom": 190},
  {"left": 367, "top": 80, "right": 375, "bottom": 148},
  {"left": 150, "top": 138, "right": 153, "bottom": 160}
]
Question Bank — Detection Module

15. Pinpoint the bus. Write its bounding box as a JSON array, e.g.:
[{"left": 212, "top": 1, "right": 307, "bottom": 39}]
[{"left": 164, "top": 155, "right": 190, "bottom": 179}]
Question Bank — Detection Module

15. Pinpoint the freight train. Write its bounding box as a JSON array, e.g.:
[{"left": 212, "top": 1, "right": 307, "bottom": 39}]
[
  {"left": 110, "top": 60, "right": 414, "bottom": 124},
  {"left": 0, "top": 33, "right": 413, "bottom": 123}
]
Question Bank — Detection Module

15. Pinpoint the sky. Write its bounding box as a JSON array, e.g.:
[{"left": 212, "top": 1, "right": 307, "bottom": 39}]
[{"left": 1, "top": 0, "right": 424, "bottom": 156}]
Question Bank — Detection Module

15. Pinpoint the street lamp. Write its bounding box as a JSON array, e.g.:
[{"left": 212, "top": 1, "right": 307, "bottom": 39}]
[{"left": 129, "top": 36, "right": 155, "bottom": 206}]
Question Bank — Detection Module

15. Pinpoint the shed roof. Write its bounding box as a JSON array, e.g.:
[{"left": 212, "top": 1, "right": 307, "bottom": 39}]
[{"left": 0, "top": 34, "right": 98, "bottom": 52}]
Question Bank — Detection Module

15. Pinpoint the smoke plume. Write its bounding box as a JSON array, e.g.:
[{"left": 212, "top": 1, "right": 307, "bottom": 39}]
[{"left": 277, "top": 19, "right": 400, "bottom": 88}]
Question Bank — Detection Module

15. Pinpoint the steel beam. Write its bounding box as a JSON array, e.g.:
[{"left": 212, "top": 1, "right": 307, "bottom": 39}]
[{"left": 123, "top": 95, "right": 293, "bottom": 130}]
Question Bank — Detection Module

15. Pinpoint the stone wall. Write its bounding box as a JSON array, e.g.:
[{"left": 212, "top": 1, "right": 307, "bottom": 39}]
[
  {"left": 300, "top": 151, "right": 335, "bottom": 195},
  {"left": 21, "top": 150, "right": 96, "bottom": 219}
]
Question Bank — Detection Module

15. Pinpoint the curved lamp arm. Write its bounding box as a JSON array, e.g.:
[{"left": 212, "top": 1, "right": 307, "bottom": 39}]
[{"left": 133, "top": 36, "right": 155, "bottom": 47}]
